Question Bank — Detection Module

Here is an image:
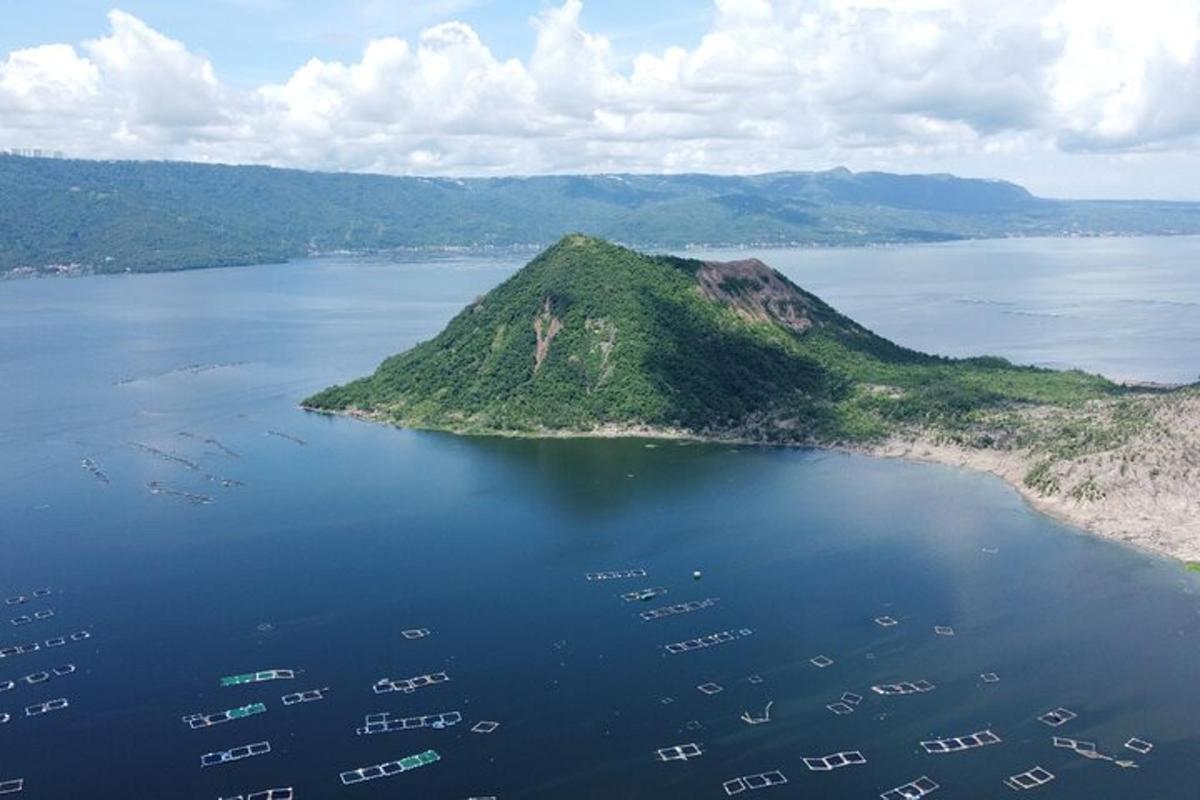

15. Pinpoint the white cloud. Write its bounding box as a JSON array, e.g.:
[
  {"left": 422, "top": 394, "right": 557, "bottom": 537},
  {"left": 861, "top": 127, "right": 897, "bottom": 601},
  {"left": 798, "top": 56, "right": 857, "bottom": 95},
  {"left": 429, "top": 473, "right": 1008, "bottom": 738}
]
[
  {"left": 253, "top": 20, "right": 541, "bottom": 170},
  {"left": 0, "top": 45, "right": 99, "bottom": 113},
  {"left": 1046, "top": 0, "right": 1200, "bottom": 150},
  {"left": 82, "top": 10, "right": 229, "bottom": 129},
  {"left": 529, "top": 0, "right": 621, "bottom": 119},
  {"left": 1, "top": 1, "right": 1198, "bottom": 196}
]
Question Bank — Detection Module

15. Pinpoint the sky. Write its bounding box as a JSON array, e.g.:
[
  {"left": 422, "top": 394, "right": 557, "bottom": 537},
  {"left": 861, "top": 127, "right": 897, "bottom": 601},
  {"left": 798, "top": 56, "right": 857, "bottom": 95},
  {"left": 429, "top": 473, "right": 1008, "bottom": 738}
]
[{"left": 2, "top": 0, "right": 1199, "bottom": 199}]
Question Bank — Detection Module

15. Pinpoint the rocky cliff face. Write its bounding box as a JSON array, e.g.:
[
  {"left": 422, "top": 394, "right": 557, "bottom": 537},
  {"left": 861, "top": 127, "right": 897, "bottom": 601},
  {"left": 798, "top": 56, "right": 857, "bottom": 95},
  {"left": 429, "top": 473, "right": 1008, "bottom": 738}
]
[{"left": 696, "top": 259, "right": 817, "bottom": 334}]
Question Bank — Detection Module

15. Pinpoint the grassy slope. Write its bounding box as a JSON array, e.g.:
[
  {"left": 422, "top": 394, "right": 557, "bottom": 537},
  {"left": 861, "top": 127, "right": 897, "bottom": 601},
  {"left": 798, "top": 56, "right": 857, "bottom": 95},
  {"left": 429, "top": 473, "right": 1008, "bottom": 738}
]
[{"left": 305, "top": 236, "right": 1117, "bottom": 443}]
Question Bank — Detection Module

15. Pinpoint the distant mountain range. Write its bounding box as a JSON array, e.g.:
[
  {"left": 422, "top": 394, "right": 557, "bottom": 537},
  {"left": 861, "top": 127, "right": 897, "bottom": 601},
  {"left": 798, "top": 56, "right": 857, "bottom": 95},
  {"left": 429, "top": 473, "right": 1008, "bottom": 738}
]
[{"left": 3, "top": 155, "right": 1200, "bottom": 275}]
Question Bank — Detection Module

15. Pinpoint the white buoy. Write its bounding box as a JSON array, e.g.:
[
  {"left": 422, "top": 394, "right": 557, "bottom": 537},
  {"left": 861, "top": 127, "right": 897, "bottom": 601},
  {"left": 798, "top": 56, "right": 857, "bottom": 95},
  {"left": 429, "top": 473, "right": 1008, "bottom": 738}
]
[{"left": 693, "top": 570, "right": 702, "bottom": 580}]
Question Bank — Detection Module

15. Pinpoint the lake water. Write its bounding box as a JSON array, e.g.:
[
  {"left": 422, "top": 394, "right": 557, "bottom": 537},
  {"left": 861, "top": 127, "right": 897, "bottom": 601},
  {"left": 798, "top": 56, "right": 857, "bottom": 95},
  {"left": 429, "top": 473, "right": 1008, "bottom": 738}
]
[
  {"left": 1, "top": 237, "right": 1199, "bottom": 799},
  {"left": 697, "top": 236, "right": 1200, "bottom": 384}
]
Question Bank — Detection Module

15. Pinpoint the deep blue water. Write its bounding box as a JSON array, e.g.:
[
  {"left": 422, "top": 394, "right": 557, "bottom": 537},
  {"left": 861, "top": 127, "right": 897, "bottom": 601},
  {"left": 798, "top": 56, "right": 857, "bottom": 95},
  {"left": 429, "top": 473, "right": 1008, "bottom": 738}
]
[{"left": 1, "top": 239, "right": 1199, "bottom": 799}]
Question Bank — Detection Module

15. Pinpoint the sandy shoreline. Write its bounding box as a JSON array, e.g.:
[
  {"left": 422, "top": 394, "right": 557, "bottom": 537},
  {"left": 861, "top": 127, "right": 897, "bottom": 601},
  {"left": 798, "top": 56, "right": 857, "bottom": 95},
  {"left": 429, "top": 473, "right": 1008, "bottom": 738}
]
[
  {"left": 306, "top": 403, "right": 1200, "bottom": 566},
  {"left": 864, "top": 437, "right": 1200, "bottom": 564}
]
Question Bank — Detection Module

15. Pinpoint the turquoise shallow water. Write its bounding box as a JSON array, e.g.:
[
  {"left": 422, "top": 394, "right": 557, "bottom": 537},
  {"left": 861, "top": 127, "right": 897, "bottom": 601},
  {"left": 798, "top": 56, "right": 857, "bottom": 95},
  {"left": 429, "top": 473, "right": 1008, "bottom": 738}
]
[{"left": 0, "top": 239, "right": 1198, "bottom": 798}]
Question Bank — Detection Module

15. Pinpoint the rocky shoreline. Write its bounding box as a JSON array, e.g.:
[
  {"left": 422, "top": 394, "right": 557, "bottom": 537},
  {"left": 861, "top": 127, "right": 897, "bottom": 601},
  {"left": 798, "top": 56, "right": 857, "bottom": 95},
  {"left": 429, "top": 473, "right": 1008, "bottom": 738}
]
[{"left": 866, "top": 435, "right": 1200, "bottom": 564}]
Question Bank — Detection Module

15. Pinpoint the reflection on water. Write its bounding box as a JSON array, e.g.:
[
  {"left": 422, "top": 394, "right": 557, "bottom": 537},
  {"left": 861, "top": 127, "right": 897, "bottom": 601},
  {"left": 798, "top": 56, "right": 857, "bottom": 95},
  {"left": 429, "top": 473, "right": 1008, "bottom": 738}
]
[
  {"left": 446, "top": 433, "right": 769, "bottom": 518},
  {"left": 0, "top": 241, "right": 1197, "bottom": 798}
]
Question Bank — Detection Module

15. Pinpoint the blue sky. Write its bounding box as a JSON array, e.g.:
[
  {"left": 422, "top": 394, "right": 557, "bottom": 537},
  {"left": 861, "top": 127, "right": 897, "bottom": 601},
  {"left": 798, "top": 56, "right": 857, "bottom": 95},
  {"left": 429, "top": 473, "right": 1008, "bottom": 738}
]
[
  {"left": 0, "top": 1, "right": 711, "bottom": 86},
  {"left": 2, "top": 1, "right": 1199, "bottom": 199}
]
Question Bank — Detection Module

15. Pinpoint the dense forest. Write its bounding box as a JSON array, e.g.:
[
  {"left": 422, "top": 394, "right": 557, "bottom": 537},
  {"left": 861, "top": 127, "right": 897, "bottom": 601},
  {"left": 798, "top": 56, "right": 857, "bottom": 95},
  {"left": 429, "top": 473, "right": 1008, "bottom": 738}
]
[
  {"left": 306, "top": 235, "right": 1117, "bottom": 442},
  {"left": 5, "top": 155, "right": 1200, "bottom": 276}
]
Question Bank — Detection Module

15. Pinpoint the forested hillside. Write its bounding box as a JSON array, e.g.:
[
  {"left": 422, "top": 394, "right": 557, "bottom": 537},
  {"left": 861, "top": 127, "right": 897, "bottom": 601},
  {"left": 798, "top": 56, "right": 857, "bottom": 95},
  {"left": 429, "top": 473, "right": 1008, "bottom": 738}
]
[
  {"left": 4, "top": 155, "right": 1200, "bottom": 275},
  {"left": 305, "top": 235, "right": 1116, "bottom": 440}
]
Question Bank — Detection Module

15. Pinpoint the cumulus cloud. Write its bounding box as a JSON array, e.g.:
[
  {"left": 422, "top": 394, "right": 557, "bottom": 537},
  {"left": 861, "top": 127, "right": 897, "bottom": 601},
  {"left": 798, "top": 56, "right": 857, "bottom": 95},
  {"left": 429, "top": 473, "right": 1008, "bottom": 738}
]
[
  {"left": 83, "top": 10, "right": 229, "bottom": 129},
  {"left": 1, "top": 0, "right": 1198, "bottom": 193},
  {"left": 1045, "top": 0, "right": 1200, "bottom": 150}
]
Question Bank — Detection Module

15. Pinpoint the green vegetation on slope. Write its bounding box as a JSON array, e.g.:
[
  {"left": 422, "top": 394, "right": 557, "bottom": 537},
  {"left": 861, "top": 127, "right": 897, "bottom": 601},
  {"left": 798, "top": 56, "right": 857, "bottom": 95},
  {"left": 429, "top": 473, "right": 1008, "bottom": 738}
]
[
  {"left": 6, "top": 155, "right": 1200, "bottom": 275},
  {"left": 305, "top": 235, "right": 1116, "bottom": 443}
]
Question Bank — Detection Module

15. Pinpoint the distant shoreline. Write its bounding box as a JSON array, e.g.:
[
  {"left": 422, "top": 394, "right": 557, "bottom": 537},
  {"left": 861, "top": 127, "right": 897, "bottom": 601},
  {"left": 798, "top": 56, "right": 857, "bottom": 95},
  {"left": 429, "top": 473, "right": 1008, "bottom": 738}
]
[{"left": 8, "top": 232, "right": 1200, "bottom": 283}]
